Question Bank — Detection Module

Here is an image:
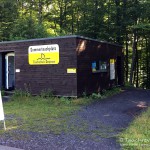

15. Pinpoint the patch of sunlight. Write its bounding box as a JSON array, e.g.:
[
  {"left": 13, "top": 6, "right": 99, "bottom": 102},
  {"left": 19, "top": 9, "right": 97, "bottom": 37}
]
[{"left": 6, "top": 126, "right": 19, "bottom": 131}]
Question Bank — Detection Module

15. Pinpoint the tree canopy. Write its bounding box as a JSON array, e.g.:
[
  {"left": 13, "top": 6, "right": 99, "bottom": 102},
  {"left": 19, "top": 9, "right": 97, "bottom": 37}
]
[{"left": 0, "top": 0, "right": 150, "bottom": 88}]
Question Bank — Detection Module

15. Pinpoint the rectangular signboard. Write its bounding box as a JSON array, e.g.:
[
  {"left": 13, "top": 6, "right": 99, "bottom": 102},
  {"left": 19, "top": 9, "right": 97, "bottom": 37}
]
[
  {"left": 67, "top": 68, "right": 76, "bottom": 73},
  {"left": 28, "top": 44, "right": 59, "bottom": 65},
  {"left": 0, "top": 91, "right": 4, "bottom": 121},
  {"left": 110, "top": 59, "right": 115, "bottom": 80}
]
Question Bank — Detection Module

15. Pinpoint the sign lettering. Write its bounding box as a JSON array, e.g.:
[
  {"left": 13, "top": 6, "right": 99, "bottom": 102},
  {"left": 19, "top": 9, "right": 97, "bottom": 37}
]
[{"left": 28, "top": 44, "right": 59, "bottom": 65}]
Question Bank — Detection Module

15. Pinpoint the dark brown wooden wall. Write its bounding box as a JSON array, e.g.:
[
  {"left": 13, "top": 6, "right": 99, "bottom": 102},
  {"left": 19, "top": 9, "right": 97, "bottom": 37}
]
[
  {"left": 0, "top": 37, "right": 77, "bottom": 97},
  {"left": 0, "top": 36, "right": 124, "bottom": 97},
  {"left": 76, "top": 38, "right": 124, "bottom": 97}
]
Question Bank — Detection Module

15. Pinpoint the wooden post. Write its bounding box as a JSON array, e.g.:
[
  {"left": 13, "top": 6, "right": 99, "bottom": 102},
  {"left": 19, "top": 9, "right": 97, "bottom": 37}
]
[{"left": 3, "top": 120, "right": 6, "bottom": 130}]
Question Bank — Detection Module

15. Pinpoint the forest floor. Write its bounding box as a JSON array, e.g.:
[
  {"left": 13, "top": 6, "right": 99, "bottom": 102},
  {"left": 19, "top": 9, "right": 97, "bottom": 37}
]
[{"left": 0, "top": 88, "right": 150, "bottom": 150}]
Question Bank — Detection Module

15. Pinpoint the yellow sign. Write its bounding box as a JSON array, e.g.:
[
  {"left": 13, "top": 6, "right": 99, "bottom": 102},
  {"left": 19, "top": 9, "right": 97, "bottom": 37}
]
[
  {"left": 28, "top": 44, "right": 59, "bottom": 65},
  {"left": 67, "top": 68, "right": 76, "bottom": 73},
  {"left": 110, "top": 59, "right": 115, "bottom": 64}
]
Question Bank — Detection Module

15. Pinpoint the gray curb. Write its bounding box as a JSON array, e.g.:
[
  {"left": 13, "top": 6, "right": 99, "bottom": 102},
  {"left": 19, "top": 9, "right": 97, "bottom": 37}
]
[{"left": 0, "top": 145, "right": 24, "bottom": 150}]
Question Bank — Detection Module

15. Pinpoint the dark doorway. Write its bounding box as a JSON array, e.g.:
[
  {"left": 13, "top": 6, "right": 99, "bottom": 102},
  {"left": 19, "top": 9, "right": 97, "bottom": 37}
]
[
  {"left": 5, "top": 52, "right": 15, "bottom": 90},
  {"left": 0, "top": 53, "right": 7, "bottom": 90}
]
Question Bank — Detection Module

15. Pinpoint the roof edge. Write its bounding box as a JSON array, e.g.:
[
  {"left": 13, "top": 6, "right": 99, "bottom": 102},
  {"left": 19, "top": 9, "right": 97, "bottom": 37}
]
[{"left": 0, "top": 35, "right": 123, "bottom": 47}]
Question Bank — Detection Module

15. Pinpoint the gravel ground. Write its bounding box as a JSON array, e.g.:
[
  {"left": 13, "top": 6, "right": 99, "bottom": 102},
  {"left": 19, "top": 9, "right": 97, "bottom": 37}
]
[{"left": 0, "top": 88, "right": 150, "bottom": 150}]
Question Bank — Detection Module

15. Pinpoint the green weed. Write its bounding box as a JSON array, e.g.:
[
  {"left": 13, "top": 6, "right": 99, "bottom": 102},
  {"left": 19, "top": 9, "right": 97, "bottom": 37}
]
[
  {"left": 40, "top": 89, "right": 54, "bottom": 98},
  {"left": 90, "top": 93, "right": 103, "bottom": 99},
  {"left": 1, "top": 89, "right": 5, "bottom": 96}
]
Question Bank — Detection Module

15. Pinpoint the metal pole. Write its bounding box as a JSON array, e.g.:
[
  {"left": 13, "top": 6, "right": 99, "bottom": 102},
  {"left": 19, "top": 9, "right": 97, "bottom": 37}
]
[{"left": 4, "top": 120, "right": 6, "bottom": 130}]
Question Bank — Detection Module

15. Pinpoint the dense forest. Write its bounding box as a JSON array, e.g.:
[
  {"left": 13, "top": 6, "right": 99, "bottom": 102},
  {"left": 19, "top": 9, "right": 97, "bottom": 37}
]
[{"left": 0, "top": 0, "right": 150, "bottom": 88}]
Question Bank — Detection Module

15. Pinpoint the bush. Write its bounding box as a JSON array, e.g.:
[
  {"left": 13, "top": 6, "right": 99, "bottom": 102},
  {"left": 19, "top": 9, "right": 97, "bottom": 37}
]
[
  {"left": 90, "top": 93, "right": 103, "bottom": 99},
  {"left": 13, "top": 89, "right": 31, "bottom": 98},
  {"left": 60, "top": 97, "right": 72, "bottom": 105}
]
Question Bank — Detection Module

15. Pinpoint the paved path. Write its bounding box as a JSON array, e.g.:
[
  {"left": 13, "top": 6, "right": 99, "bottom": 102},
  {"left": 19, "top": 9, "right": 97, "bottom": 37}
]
[{"left": 0, "top": 88, "right": 149, "bottom": 150}]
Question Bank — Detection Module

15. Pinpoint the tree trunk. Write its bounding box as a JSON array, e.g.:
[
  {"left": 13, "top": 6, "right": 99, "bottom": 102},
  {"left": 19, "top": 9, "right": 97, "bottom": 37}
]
[
  {"left": 146, "top": 38, "right": 150, "bottom": 88},
  {"left": 38, "top": 0, "right": 43, "bottom": 25},
  {"left": 130, "top": 30, "right": 137, "bottom": 85},
  {"left": 58, "top": 0, "right": 63, "bottom": 34},
  {"left": 125, "top": 32, "right": 129, "bottom": 82},
  {"left": 94, "top": 0, "right": 98, "bottom": 38},
  {"left": 115, "top": 0, "right": 121, "bottom": 44},
  {"left": 122, "top": 0, "right": 128, "bottom": 82},
  {"left": 136, "top": 47, "right": 139, "bottom": 87},
  {"left": 71, "top": 0, "right": 74, "bottom": 34},
  {"left": 76, "top": 5, "right": 79, "bottom": 33}
]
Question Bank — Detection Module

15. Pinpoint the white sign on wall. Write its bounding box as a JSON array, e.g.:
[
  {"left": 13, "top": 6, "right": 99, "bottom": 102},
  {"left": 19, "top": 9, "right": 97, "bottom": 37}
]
[
  {"left": 16, "top": 69, "right": 20, "bottom": 73},
  {"left": 110, "top": 59, "right": 115, "bottom": 80},
  {"left": 0, "top": 91, "right": 4, "bottom": 121}
]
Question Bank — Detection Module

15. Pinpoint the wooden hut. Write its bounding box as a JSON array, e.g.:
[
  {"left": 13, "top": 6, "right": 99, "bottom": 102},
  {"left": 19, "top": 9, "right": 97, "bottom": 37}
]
[{"left": 0, "top": 35, "right": 124, "bottom": 97}]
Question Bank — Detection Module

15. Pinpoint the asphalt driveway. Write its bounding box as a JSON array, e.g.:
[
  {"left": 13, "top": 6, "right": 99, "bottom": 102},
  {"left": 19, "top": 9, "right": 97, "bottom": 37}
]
[{"left": 0, "top": 88, "right": 149, "bottom": 150}]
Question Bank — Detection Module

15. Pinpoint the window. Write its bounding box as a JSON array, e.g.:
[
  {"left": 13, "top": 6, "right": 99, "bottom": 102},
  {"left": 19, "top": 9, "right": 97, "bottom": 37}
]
[
  {"left": 99, "top": 61, "right": 107, "bottom": 72},
  {"left": 92, "top": 61, "right": 107, "bottom": 73}
]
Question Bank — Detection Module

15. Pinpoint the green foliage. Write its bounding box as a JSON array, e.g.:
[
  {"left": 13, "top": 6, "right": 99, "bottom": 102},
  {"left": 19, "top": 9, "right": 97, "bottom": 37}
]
[
  {"left": 102, "top": 87, "right": 122, "bottom": 97},
  {"left": 1, "top": 0, "right": 149, "bottom": 41},
  {"left": 90, "top": 93, "right": 103, "bottom": 99},
  {"left": 1, "top": 89, "right": 5, "bottom": 96},
  {"left": 9, "top": 17, "right": 49, "bottom": 40},
  {"left": 0, "top": 0, "right": 18, "bottom": 41},
  {"left": 0, "top": 0, "right": 150, "bottom": 88},
  {"left": 60, "top": 97, "right": 72, "bottom": 105},
  {"left": 82, "top": 91, "right": 88, "bottom": 98},
  {"left": 12, "top": 89, "right": 31, "bottom": 100},
  {"left": 124, "top": 82, "right": 134, "bottom": 88},
  {"left": 81, "top": 87, "right": 122, "bottom": 105},
  {"left": 40, "top": 89, "right": 54, "bottom": 98}
]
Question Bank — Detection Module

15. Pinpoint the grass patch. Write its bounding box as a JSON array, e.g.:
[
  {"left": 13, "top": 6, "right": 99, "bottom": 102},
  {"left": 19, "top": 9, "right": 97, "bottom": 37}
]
[
  {"left": 1, "top": 96, "right": 79, "bottom": 134},
  {"left": 0, "top": 87, "right": 122, "bottom": 139},
  {"left": 118, "top": 107, "right": 150, "bottom": 150},
  {"left": 77, "top": 87, "right": 122, "bottom": 105}
]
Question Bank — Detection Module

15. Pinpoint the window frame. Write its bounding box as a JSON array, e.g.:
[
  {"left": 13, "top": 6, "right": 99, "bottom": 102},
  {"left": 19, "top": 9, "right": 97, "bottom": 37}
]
[{"left": 92, "top": 60, "right": 108, "bottom": 73}]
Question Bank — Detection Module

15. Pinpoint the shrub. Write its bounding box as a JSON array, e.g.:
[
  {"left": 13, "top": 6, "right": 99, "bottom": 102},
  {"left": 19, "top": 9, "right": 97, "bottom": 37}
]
[
  {"left": 40, "top": 89, "right": 54, "bottom": 98},
  {"left": 90, "top": 93, "right": 102, "bottom": 99}
]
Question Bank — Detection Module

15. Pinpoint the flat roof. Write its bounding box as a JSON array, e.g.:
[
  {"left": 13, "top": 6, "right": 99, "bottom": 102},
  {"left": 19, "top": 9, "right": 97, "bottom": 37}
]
[{"left": 0, "top": 35, "right": 123, "bottom": 47}]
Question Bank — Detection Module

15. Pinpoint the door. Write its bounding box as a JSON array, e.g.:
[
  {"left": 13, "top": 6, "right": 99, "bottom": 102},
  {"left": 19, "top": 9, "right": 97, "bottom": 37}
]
[{"left": 5, "top": 53, "right": 15, "bottom": 90}]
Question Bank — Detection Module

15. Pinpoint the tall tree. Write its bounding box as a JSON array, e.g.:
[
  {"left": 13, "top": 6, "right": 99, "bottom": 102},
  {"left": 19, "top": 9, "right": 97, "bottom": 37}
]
[
  {"left": 0, "top": 0, "right": 149, "bottom": 88},
  {"left": 0, "top": 0, "right": 18, "bottom": 41}
]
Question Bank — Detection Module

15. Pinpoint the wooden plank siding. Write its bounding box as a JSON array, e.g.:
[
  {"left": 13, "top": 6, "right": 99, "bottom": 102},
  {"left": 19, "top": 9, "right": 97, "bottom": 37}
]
[
  {"left": 76, "top": 37, "right": 124, "bottom": 97},
  {"left": 0, "top": 36, "right": 78, "bottom": 97},
  {"left": 0, "top": 35, "right": 124, "bottom": 97}
]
